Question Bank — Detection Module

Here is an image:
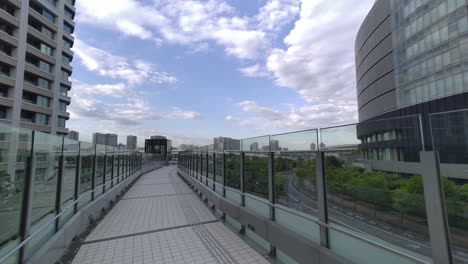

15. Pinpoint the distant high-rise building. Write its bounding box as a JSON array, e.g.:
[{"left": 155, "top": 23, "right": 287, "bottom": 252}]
[
  {"left": 126, "top": 135, "right": 137, "bottom": 150},
  {"left": 214, "top": 136, "right": 236, "bottom": 151},
  {"left": 0, "top": 0, "right": 75, "bottom": 135},
  {"left": 67, "top": 130, "right": 79, "bottom": 141},
  {"left": 93, "top": 133, "right": 117, "bottom": 147},
  {"left": 270, "top": 140, "right": 280, "bottom": 151},
  {"left": 250, "top": 142, "right": 259, "bottom": 151},
  {"left": 151, "top": 135, "right": 166, "bottom": 139},
  {"left": 310, "top": 143, "right": 316, "bottom": 151}
]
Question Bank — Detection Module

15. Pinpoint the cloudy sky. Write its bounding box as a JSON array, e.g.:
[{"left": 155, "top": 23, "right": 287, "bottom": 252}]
[{"left": 68, "top": 0, "right": 375, "bottom": 147}]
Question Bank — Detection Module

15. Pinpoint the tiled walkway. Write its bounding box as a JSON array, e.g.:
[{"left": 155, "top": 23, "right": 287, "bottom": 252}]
[{"left": 71, "top": 166, "right": 269, "bottom": 264}]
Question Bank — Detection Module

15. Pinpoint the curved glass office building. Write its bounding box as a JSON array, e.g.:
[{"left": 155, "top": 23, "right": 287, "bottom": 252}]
[{"left": 356, "top": 0, "right": 468, "bottom": 164}]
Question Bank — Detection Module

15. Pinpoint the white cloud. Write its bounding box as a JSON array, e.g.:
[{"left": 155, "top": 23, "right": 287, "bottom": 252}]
[
  {"left": 75, "top": 0, "right": 271, "bottom": 59},
  {"left": 266, "top": 0, "right": 374, "bottom": 104},
  {"left": 226, "top": 100, "right": 358, "bottom": 131},
  {"left": 238, "top": 64, "right": 270, "bottom": 78},
  {"left": 68, "top": 80, "right": 200, "bottom": 126},
  {"left": 72, "top": 38, "right": 177, "bottom": 85},
  {"left": 257, "top": 0, "right": 301, "bottom": 32}
]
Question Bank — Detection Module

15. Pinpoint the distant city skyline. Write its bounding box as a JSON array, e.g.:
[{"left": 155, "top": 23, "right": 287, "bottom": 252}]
[{"left": 66, "top": 0, "right": 375, "bottom": 146}]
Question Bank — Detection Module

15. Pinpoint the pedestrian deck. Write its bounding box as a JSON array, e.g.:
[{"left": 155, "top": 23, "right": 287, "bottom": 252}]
[{"left": 71, "top": 166, "right": 269, "bottom": 264}]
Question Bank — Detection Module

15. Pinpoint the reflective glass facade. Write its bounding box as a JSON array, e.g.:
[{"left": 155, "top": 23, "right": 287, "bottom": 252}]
[{"left": 392, "top": 0, "right": 468, "bottom": 107}]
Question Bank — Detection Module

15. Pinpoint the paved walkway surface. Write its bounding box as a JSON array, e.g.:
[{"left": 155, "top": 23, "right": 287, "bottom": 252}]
[{"left": 71, "top": 166, "right": 269, "bottom": 264}]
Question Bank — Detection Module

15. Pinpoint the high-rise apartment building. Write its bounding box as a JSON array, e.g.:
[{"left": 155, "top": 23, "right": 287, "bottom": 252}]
[
  {"left": 0, "top": 0, "right": 74, "bottom": 135},
  {"left": 93, "top": 133, "right": 117, "bottom": 147},
  {"left": 126, "top": 135, "right": 137, "bottom": 150}
]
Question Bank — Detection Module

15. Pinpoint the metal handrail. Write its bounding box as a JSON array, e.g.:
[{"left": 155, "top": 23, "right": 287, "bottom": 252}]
[
  {"left": 178, "top": 167, "right": 429, "bottom": 264},
  {"left": 0, "top": 163, "right": 160, "bottom": 264}
]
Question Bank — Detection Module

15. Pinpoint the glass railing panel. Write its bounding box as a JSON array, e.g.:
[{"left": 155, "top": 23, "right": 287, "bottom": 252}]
[
  {"left": 214, "top": 152, "right": 224, "bottom": 196},
  {"left": 105, "top": 146, "right": 113, "bottom": 189},
  {"left": 208, "top": 152, "right": 214, "bottom": 180},
  {"left": 275, "top": 206, "right": 320, "bottom": 244},
  {"left": 78, "top": 142, "right": 93, "bottom": 210},
  {"left": 225, "top": 187, "right": 242, "bottom": 205},
  {"left": 276, "top": 249, "right": 299, "bottom": 264},
  {"left": 430, "top": 109, "right": 468, "bottom": 262},
  {"left": 28, "top": 131, "right": 62, "bottom": 257},
  {"left": 321, "top": 117, "right": 429, "bottom": 262},
  {"left": 271, "top": 130, "right": 319, "bottom": 217},
  {"left": 328, "top": 225, "right": 429, "bottom": 264},
  {"left": 59, "top": 137, "right": 78, "bottom": 227},
  {"left": 201, "top": 153, "right": 206, "bottom": 177},
  {"left": 225, "top": 153, "right": 240, "bottom": 190},
  {"left": 94, "top": 144, "right": 105, "bottom": 197},
  {"left": 0, "top": 125, "right": 32, "bottom": 259},
  {"left": 241, "top": 135, "right": 270, "bottom": 152},
  {"left": 244, "top": 153, "right": 268, "bottom": 199}
]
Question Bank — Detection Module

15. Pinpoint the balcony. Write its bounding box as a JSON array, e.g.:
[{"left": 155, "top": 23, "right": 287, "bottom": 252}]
[
  {"left": 26, "top": 45, "right": 55, "bottom": 64},
  {"left": 0, "top": 111, "right": 467, "bottom": 264},
  {"left": 28, "top": 7, "right": 57, "bottom": 33},
  {"left": 27, "top": 25, "right": 56, "bottom": 47}
]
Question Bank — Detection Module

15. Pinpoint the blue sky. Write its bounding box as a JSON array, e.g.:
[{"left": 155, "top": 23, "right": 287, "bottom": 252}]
[{"left": 68, "top": 0, "right": 375, "bottom": 147}]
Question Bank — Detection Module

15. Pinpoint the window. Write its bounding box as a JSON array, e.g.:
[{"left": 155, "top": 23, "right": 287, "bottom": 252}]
[
  {"left": 40, "top": 43, "right": 53, "bottom": 56},
  {"left": 0, "top": 85, "right": 8, "bottom": 98},
  {"left": 63, "top": 39, "right": 72, "bottom": 49},
  {"left": 35, "top": 113, "right": 48, "bottom": 125},
  {"left": 37, "top": 77, "right": 51, "bottom": 89},
  {"left": 57, "top": 117, "right": 66, "bottom": 128},
  {"left": 36, "top": 95, "right": 50, "bottom": 107},
  {"left": 0, "top": 63, "right": 11, "bottom": 77},
  {"left": 44, "top": 0, "right": 56, "bottom": 7},
  {"left": 63, "top": 23, "right": 73, "bottom": 34},
  {"left": 62, "top": 55, "right": 71, "bottom": 65},
  {"left": 0, "top": 21, "right": 14, "bottom": 36},
  {"left": 20, "top": 110, "right": 34, "bottom": 123},
  {"left": 0, "top": 2, "right": 15, "bottom": 16},
  {"left": 38, "top": 61, "right": 52, "bottom": 73},
  {"left": 42, "top": 9, "right": 55, "bottom": 23},
  {"left": 60, "top": 86, "right": 68, "bottom": 96},
  {"left": 0, "top": 41, "right": 12, "bottom": 56},
  {"left": 61, "top": 70, "right": 70, "bottom": 82},
  {"left": 453, "top": 73, "right": 463, "bottom": 92},
  {"left": 59, "top": 101, "right": 67, "bottom": 112},
  {"left": 64, "top": 8, "right": 74, "bottom": 19},
  {"left": 0, "top": 106, "right": 7, "bottom": 119}
]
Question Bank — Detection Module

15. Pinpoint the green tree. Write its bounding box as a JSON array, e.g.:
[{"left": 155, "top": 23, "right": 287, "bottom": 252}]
[
  {"left": 460, "top": 184, "right": 468, "bottom": 203},
  {"left": 275, "top": 173, "right": 287, "bottom": 198}
]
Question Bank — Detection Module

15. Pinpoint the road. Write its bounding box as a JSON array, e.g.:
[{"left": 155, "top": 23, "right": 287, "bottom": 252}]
[{"left": 282, "top": 172, "right": 468, "bottom": 263}]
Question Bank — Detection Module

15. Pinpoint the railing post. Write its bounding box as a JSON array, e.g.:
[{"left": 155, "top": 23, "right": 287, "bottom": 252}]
[
  {"left": 102, "top": 154, "right": 107, "bottom": 193},
  {"left": 116, "top": 154, "right": 120, "bottom": 184},
  {"left": 240, "top": 151, "right": 245, "bottom": 234},
  {"left": 19, "top": 130, "right": 36, "bottom": 264},
  {"left": 91, "top": 144, "right": 97, "bottom": 201},
  {"left": 111, "top": 153, "right": 115, "bottom": 188},
  {"left": 222, "top": 153, "right": 226, "bottom": 198},
  {"left": 126, "top": 154, "right": 129, "bottom": 177},
  {"left": 316, "top": 151, "right": 329, "bottom": 248},
  {"left": 73, "top": 142, "right": 81, "bottom": 214},
  {"left": 205, "top": 153, "right": 209, "bottom": 186},
  {"left": 213, "top": 152, "right": 216, "bottom": 191},
  {"left": 420, "top": 151, "right": 452, "bottom": 264},
  {"left": 268, "top": 151, "right": 276, "bottom": 256},
  {"left": 55, "top": 136, "right": 65, "bottom": 231}
]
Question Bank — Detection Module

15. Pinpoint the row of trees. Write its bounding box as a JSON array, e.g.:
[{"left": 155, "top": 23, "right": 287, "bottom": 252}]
[
  {"left": 204, "top": 153, "right": 468, "bottom": 228},
  {"left": 291, "top": 156, "right": 468, "bottom": 228}
]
